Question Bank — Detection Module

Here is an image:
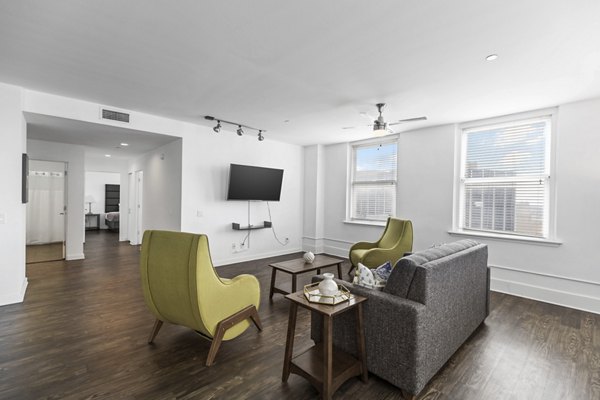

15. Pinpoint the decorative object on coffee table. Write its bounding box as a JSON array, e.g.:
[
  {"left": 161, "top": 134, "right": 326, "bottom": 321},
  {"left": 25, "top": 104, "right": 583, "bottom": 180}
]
[
  {"left": 268, "top": 255, "right": 343, "bottom": 299},
  {"left": 282, "top": 290, "right": 368, "bottom": 400},
  {"left": 303, "top": 251, "right": 315, "bottom": 263}
]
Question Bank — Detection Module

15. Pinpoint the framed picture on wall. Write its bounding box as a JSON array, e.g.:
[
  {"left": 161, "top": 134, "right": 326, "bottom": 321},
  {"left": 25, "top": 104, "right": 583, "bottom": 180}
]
[{"left": 22, "top": 153, "right": 28, "bottom": 204}]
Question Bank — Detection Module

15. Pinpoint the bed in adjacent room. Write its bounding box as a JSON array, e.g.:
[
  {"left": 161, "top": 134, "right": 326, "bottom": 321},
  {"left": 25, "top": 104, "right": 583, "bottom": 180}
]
[{"left": 105, "top": 184, "right": 120, "bottom": 232}]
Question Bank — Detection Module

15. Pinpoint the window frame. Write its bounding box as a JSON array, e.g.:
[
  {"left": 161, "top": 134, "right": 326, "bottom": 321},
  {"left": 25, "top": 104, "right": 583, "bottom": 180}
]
[
  {"left": 346, "top": 136, "right": 398, "bottom": 224},
  {"left": 453, "top": 109, "right": 558, "bottom": 243}
]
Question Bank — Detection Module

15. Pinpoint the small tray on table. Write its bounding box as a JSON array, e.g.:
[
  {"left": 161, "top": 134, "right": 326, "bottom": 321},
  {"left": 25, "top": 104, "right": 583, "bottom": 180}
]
[{"left": 303, "top": 282, "right": 354, "bottom": 305}]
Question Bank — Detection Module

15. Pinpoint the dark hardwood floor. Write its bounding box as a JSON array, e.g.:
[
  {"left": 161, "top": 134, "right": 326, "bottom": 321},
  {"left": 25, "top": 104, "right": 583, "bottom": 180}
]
[{"left": 1, "top": 231, "right": 599, "bottom": 399}]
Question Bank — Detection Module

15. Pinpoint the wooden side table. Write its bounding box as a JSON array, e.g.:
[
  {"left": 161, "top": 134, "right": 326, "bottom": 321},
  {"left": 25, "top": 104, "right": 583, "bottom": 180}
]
[
  {"left": 282, "top": 291, "right": 368, "bottom": 400},
  {"left": 269, "top": 255, "right": 344, "bottom": 299},
  {"left": 85, "top": 213, "right": 100, "bottom": 231}
]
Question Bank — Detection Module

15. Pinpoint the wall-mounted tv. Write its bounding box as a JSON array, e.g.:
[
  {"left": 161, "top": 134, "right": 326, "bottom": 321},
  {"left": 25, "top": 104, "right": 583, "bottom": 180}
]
[{"left": 227, "top": 164, "right": 284, "bottom": 201}]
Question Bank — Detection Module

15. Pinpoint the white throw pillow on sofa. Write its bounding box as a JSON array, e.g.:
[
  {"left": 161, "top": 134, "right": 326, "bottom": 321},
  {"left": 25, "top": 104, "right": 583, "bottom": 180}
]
[{"left": 353, "top": 262, "right": 388, "bottom": 290}]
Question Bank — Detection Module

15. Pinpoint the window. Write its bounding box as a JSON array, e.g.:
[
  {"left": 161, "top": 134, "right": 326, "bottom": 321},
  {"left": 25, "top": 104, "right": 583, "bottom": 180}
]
[
  {"left": 457, "top": 115, "right": 552, "bottom": 239},
  {"left": 349, "top": 139, "right": 397, "bottom": 222}
]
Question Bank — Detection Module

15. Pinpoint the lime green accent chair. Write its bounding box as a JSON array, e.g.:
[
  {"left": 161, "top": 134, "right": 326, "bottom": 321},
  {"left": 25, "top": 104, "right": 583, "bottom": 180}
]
[
  {"left": 140, "top": 230, "right": 262, "bottom": 366},
  {"left": 349, "top": 218, "right": 413, "bottom": 275}
]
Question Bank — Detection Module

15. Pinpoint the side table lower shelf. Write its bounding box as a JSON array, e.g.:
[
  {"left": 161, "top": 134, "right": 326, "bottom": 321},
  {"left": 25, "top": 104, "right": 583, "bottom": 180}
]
[
  {"left": 282, "top": 291, "right": 368, "bottom": 400},
  {"left": 290, "top": 343, "right": 362, "bottom": 395}
]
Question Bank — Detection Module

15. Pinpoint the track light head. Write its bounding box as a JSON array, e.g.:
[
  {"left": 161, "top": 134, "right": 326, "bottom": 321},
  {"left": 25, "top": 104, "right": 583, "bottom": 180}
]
[
  {"left": 258, "top": 130, "right": 264, "bottom": 141},
  {"left": 213, "top": 121, "right": 221, "bottom": 133},
  {"left": 236, "top": 125, "right": 244, "bottom": 136}
]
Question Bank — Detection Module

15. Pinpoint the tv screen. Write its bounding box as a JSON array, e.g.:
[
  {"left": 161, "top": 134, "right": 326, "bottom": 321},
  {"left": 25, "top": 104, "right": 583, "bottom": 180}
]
[{"left": 227, "top": 164, "right": 284, "bottom": 201}]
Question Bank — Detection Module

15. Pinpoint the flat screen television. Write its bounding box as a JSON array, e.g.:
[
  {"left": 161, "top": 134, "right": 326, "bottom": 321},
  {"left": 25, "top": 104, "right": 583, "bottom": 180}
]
[{"left": 227, "top": 164, "right": 284, "bottom": 201}]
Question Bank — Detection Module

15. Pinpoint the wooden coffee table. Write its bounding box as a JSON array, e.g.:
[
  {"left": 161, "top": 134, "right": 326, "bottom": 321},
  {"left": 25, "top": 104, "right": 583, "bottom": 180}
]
[{"left": 269, "top": 255, "right": 344, "bottom": 299}]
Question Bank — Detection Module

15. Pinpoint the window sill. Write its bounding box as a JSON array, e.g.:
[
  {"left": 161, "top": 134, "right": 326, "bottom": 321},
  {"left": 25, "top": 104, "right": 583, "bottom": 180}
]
[
  {"left": 448, "top": 230, "right": 562, "bottom": 247},
  {"left": 344, "top": 219, "right": 387, "bottom": 227}
]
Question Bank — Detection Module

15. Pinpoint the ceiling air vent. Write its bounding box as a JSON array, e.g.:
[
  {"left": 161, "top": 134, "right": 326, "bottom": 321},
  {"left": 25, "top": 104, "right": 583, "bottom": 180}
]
[{"left": 101, "top": 108, "right": 130, "bottom": 123}]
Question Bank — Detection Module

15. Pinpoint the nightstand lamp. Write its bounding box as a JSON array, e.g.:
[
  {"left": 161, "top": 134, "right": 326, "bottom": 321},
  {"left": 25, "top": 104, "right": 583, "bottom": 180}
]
[{"left": 85, "top": 195, "right": 96, "bottom": 215}]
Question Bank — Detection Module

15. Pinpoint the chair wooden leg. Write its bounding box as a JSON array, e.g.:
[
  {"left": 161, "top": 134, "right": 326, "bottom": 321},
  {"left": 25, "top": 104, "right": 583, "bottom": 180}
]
[
  {"left": 248, "top": 306, "right": 263, "bottom": 331},
  {"left": 205, "top": 305, "right": 262, "bottom": 367},
  {"left": 147, "top": 319, "right": 163, "bottom": 344},
  {"left": 348, "top": 265, "right": 356, "bottom": 277}
]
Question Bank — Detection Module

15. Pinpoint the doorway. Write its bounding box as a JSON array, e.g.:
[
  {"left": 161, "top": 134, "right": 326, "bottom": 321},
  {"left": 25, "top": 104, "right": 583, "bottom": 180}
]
[
  {"left": 128, "top": 170, "right": 144, "bottom": 245},
  {"left": 26, "top": 160, "right": 67, "bottom": 263}
]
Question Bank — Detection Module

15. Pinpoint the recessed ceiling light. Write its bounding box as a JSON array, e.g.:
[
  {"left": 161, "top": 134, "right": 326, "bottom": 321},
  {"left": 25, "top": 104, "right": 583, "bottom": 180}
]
[
  {"left": 485, "top": 54, "right": 499, "bottom": 61},
  {"left": 120, "top": 142, "right": 129, "bottom": 146},
  {"left": 105, "top": 154, "right": 112, "bottom": 158}
]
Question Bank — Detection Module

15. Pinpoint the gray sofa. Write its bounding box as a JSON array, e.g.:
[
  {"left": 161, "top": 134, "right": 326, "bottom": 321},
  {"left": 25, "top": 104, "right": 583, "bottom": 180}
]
[{"left": 311, "top": 239, "right": 490, "bottom": 397}]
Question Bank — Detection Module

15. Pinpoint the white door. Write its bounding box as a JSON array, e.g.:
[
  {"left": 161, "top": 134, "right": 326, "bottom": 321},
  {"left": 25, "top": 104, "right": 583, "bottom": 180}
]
[
  {"left": 26, "top": 160, "right": 67, "bottom": 263},
  {"left": 135, "top": 170, "right": 144, "bottom": 244},
  {"left": 128, "top": 172, "right": 135, "bottom": 244}
]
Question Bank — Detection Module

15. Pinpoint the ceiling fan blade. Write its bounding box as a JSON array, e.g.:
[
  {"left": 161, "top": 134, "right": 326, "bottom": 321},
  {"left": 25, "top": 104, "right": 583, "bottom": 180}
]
[
  {"left": 360, "top": 112, "right": 376, "bottom": 121},
  {"left": 388, "top": 116, "right": 427, "bottom": 126}
]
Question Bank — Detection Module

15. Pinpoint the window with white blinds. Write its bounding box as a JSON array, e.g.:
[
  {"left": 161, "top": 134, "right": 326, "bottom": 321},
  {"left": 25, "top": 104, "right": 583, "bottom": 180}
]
[
  {"left": 349, "top": 140, "right": 397, "bottom": 222},
  {"left": 459, "top": 116, "right": 552, "bottom": 238}
]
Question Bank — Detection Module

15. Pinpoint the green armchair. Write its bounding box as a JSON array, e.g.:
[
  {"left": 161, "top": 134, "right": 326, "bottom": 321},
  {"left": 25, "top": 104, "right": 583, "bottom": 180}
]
[
  {"left": 349, "top": 218, "right": 413, "bottom": 276},
  {"left": 140, "top": 230, "right": 262, "bottom": 366}
]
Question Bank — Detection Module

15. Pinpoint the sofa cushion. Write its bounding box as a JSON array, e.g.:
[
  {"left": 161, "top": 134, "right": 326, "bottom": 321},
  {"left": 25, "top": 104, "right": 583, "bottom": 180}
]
[{"left": 384, "top": 239, "right": 481, "bottom": 299}]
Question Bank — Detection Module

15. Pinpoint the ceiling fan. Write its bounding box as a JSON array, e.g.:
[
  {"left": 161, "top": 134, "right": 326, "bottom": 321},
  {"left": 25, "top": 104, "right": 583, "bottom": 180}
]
[{"left": 343, "top": 103, "right": 427, "bottom": 135}]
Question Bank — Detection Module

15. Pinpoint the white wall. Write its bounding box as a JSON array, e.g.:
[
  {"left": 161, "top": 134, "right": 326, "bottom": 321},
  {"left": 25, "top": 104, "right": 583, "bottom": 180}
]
[
  {"left": 84, "top": 171, "right": 120, "bottom": 229},
  {"left": 314, "top": 97, "right": 600, "bottom": 314},
  {"left": 180, "top": 133, "right": 303, "bottom": 266},
  {"left": 130, "top": 139, "right": 182, "bottom": 234},
  {"left": 0, "top": 83, "right": 27, "bottom": 306},
  {"left": 27, "top": 139, "right": 86, "bottom": 260}
]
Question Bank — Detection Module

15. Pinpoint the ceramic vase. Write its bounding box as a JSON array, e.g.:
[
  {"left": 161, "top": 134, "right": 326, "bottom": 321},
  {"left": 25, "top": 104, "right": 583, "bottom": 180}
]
[
  {"left": 303, "top": 251, "right": 315, "bottom": 263},
  {"left": 318, "top": 273, "right": 338, "bottom": 296}
]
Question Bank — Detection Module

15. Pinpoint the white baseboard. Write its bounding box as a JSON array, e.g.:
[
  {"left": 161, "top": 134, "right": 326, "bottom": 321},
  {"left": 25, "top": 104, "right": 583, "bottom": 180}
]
[
  {"left": 0, "top": 277, "right": 28, "bottom": 306},
  {"left": 66, "top": 253, "right": 85, "bottom": 260},
  {"left": 323, "top": 238, "right": 352, "bottom": 258},
  {"left": 302, "top": 237, "right": 325, "bottom": 254},
  {"left": 490, "top": 265, "right": 600, "bottom": 314},
  {"left": 214, "top": 247, "right": 302, "bottom": 267}
]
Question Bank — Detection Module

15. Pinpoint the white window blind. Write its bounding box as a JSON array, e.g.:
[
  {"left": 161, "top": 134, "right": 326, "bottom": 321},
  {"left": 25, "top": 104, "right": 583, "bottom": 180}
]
[
  {"left": 350, "top": 140, "right": 397, "bottom": 221},
  {"left": 460, "top": 116, "right": 551, "bottom": 238}
]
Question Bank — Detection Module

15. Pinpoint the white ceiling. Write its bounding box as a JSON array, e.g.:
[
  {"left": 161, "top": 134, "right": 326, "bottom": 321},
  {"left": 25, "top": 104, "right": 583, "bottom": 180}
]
[
  {"left": 2, "top": 1, "right": 600, "bottom": 146},
  {"left": 25, "top": 112, "right": 178, "bottom": 159}
]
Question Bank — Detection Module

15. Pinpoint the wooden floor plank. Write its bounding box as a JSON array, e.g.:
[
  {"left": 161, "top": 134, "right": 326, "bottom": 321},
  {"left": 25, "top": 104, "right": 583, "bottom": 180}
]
[{"left": 0, "top": 230, "right": 599, "bottom": 399}]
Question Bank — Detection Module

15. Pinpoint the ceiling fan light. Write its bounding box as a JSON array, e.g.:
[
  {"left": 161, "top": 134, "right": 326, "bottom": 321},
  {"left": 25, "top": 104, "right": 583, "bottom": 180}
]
[{"left": 373, "top": 121, "right": 387, "bottom": 136}]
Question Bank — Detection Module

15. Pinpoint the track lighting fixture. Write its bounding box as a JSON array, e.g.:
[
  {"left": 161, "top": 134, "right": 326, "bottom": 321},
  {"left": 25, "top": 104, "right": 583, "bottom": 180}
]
[{"left": 204, "top": 116, "right": 266, "bottom": 142}]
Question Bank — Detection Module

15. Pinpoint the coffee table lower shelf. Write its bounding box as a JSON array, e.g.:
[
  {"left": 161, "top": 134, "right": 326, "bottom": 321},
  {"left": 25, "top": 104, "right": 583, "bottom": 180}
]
[{"left": 289, "top": 343, "right": 363, "bottom": 394}]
